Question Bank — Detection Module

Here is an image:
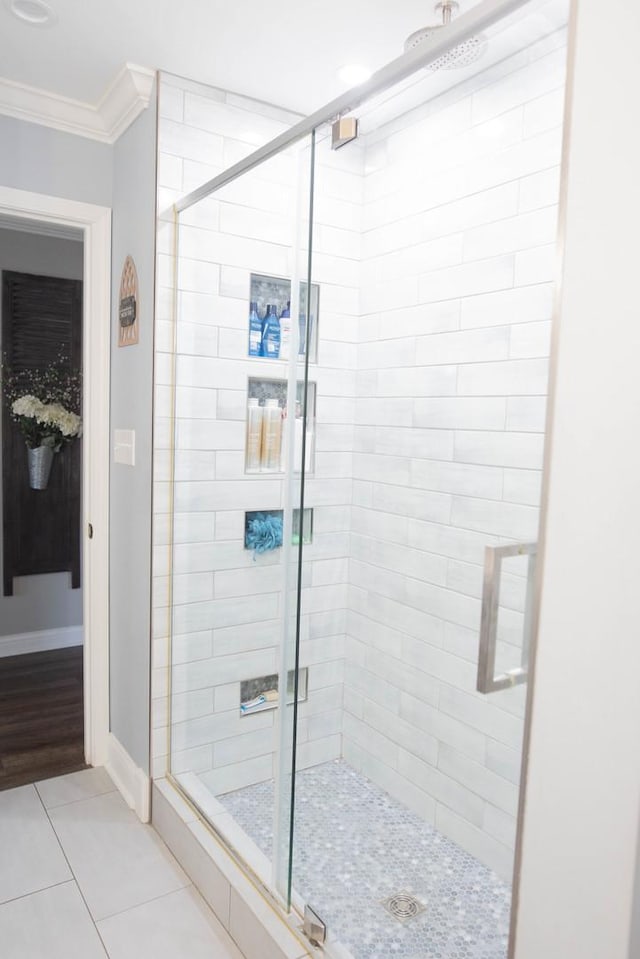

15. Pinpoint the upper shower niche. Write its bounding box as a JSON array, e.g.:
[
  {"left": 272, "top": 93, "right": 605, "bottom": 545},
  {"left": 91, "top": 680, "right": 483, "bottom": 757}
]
[{"left": 247, "top": 273, "right": 319, "bottom": 363}]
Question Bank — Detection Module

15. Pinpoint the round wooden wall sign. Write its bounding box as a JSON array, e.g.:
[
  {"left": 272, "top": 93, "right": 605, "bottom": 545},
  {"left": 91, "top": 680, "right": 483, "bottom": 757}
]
[{"left": 118, "top": 254, "right": 139, "bottom": 347}]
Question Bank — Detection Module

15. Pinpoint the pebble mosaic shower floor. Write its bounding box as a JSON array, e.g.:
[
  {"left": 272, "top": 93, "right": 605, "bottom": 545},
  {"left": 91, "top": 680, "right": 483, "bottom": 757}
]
[{"left": 217, "top": 759, "right": 511, "bottom": 959}]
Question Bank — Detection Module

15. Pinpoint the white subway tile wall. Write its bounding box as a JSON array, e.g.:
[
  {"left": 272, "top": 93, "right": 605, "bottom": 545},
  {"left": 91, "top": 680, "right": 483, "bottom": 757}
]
[
  {"left": 152, "top": 19, "right": 566, "bottom": 883},
  {"left": 151, "top": 75, "right": 355, "bottom": 822},
  {"left": 345, "top": 29, "right": 566, "bottom": 878}
]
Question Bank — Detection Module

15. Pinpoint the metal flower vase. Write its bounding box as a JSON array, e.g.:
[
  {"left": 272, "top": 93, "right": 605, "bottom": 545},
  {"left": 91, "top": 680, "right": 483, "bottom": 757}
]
[{"left": 27, "top": 445, "right": 55, "bottom": 490}]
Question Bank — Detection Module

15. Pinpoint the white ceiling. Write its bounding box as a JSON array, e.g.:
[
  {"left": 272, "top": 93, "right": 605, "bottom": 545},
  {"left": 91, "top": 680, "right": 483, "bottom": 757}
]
[{"left": 0, "top": 0, "right": 479, "bottom": 115}]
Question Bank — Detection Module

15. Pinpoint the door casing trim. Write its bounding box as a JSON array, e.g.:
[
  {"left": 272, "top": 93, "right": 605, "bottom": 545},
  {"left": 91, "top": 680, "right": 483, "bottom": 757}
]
[{"left": 0, "top": 185, "right": 111, "bottom": 766}]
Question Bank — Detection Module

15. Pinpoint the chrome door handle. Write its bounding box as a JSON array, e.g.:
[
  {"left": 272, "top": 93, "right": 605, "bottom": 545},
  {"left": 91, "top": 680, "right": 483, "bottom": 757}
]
[{"left": 477, "top": 542, "right": 537, "bottom": 694}]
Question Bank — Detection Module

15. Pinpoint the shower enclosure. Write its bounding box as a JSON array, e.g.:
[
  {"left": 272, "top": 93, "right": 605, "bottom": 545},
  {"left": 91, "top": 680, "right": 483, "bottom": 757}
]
[{"left": 163, "top": 0, "right": 569, "bottom": 955}]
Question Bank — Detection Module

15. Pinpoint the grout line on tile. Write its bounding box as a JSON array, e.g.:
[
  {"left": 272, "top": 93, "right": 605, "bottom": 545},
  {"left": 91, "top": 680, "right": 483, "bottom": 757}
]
[
  {"left": 37, "top": 787, "right": 112, "bottom": 958},
  {"left": 34, "top": 783, "right": 118, "bottom": 811},
  {"left": 94, "top": 882, "right": 195, "bottom": 924},
  {"left": 0, "top": 877, "right": 76, "bottom": 910}
]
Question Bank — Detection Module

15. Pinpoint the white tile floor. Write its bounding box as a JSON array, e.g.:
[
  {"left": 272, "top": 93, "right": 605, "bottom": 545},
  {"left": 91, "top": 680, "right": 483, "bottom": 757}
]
[{"left": 0, "top": 767, "right": 245, "bottom": 959}]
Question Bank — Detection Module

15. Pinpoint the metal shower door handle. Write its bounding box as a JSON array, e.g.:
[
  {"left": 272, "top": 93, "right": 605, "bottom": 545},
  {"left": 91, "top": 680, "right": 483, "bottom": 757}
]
[{"left": 477, "top": 542, "right": 537, "bottom": 694}]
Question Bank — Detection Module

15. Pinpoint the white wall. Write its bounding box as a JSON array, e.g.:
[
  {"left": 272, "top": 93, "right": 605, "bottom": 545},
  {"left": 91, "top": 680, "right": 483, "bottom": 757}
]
[
  {"left": 513, "top": 1, "right": 640, "bottom": 956},
  {"left": 151, "top": 75, "right": 355, "bottom": 791},
  {"left": 0, "top": 227, "right": 84, "bottom": 640},
  {"left": 151, "top": 75, "right": 296, "bottom": 782},
  {"left": 343, "top": 21, "right": 567, "bottom": 881},
  {"left": 110, "top": 86, "right": 158, "bottom": 774}
]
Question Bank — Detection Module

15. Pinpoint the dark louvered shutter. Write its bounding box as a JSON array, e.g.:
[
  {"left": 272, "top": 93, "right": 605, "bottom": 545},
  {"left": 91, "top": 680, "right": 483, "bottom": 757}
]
[{"left": 2, "top": 271, "right": 82, "bottom": 596}]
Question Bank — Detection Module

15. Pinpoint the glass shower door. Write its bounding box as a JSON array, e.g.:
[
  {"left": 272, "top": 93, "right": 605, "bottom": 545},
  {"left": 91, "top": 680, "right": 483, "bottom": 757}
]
[
  {"left": 287, "top": 2, "right": 569, "bottom": 957},
  {"left": 168, "top": 133, "right": 315, "bottom": 907},
  {"left": 164, "top": 2, "right": 570, "bottom": 957}
]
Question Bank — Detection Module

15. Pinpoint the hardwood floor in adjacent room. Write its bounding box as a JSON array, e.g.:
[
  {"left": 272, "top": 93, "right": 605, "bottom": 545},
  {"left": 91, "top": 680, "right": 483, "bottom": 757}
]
[{"left": 0, "top": 646, "right": 85, "bottom": 791}]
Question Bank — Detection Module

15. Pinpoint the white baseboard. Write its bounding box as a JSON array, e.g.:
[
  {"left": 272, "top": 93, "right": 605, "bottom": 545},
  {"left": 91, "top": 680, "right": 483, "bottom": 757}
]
[
  {"left": 0, "top": 625, "right": 83, "bottom": 658},
  {"left": 106, "top": 733, "right": 151, "bottom": 823}
]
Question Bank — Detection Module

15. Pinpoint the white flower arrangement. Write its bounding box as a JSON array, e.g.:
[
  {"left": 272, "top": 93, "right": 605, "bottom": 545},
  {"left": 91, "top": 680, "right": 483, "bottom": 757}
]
[
  {"left": 11, "top": 394, "right": 82, "bottom": 449},
  {"left": 2, "top": 354, "right": 82, "bottom": 453}
]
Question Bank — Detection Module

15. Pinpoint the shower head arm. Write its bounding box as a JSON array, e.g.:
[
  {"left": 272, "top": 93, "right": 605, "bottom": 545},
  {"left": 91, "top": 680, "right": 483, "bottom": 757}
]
[{"left": 436, "top": 1, "right": 460, "bottom": 25}]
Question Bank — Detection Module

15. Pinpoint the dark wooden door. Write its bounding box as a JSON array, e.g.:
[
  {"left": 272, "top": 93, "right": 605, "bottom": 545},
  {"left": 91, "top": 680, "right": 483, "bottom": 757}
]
[{"left": 2, "top": 271, "right": 82, "bottom": 597}]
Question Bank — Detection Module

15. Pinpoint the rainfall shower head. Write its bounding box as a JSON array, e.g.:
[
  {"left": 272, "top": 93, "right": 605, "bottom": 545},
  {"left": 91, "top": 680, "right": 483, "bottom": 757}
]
[{"left": 404, "top": 1, "right": 487, "bottom": 70}]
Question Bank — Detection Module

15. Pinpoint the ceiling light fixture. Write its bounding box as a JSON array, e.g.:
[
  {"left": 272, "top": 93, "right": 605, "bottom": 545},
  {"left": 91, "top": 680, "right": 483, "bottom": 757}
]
[
  {"left": 337, "top": 64, "right": 372, "bottom": 87},
  {"left": 7, "top": 0, "right": 56, "bottom": 26}
]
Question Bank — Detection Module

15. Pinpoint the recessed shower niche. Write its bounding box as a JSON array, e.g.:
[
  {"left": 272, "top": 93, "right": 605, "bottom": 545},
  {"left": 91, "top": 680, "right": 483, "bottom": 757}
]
[
  {"left": 240, "top": 668, "right": 309, "bottom": 715},
  {"left": 247, "top": 272, "right": 319, "bottom": 362},
  {"left": 244, "top": 376, "right": 316, "bottom": 474},
  {"left": 244, "top": 508, "right": 314, "bottom": 553}
]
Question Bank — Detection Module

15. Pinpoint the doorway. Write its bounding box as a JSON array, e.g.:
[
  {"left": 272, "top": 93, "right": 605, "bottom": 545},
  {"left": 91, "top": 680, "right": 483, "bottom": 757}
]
[
  {"left": 0, "top": 187, "right": 111, "bottom": 776},
  {"left": 0, "top": 225, "right": 85, "bottom": 788}
]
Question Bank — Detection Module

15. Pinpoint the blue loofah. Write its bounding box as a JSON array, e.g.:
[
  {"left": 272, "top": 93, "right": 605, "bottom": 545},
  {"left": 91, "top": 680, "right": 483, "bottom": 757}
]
[{"left": 246, "top": 512, "right": 283, "bottom": 558}]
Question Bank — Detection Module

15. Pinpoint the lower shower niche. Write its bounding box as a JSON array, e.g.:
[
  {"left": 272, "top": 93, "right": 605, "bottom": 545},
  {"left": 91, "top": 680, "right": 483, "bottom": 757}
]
[
  {"left": 244, "top": 508, "right": 313, "bottom": 553},
  {"left": 240, "top": 668, "right": 309, "bottom": 715}
]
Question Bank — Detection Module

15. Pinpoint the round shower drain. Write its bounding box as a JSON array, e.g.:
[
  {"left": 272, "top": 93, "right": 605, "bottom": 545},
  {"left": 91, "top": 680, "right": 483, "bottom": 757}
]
[{"left": 381, "top": 892, "right": 426, "bottom": 922}]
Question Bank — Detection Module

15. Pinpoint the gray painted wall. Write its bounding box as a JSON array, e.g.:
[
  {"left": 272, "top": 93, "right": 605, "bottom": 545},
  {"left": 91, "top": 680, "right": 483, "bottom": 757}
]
[
  {"left": 109, "top": 88, "right": 157, "bottom": 773},
  {"left": 0, "top": 115, "right": 113, "bottom": 207},
  {"left": 0, "top": 227, "right": 84, "bottom": 638},
  {"left": 0, "top": 110, "right": 157, "bottom": 775},
  {"left": 0, "top": 229, "right": 84, "bottom": 278}
]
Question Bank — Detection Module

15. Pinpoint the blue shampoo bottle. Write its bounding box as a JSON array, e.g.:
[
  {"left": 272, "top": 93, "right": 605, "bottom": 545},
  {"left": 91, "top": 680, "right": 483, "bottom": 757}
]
[
  {"left": 261, "top": 305, "right": 281, "bottom": 359},
  {"left": 248, "top": 301, "right": 262, "bottom": 357}
]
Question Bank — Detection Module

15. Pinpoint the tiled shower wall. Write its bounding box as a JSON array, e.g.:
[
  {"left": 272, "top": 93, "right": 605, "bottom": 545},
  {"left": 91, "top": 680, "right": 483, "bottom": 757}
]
[
  {"left": 344, "top": 25, "right": 566, "bottom": 878},
  {"left": 152, "top": 11, "right": 566, "bottom": 881},
  {"left": 151, "top": 74, "right": 360, "bottom": 790}
]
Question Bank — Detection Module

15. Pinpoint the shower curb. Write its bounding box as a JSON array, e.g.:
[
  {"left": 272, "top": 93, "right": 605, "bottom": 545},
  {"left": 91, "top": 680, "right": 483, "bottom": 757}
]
[{"left": 152, "top": 778, "right": 316, "bottom": 959}]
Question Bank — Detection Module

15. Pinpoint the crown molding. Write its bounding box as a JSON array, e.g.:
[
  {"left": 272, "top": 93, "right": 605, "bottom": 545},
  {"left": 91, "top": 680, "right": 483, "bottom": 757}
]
[
  {"left": 0, "top": 63, "right": 155, "bottom": 144},
  {"left": 98, "top": 63, "right": 156, "bottom": 142}
]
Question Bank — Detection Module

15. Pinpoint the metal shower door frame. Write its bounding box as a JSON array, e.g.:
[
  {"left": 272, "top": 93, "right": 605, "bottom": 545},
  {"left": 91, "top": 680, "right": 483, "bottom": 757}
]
[{"left": 174, "top": 0, "right": 534, "bottom": 216}]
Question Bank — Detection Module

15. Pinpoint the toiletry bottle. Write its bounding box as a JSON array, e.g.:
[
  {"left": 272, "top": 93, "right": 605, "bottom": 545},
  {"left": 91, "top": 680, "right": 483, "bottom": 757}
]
[
  {"left": 308, "top": 312, "right": 315, "bottom": 360},
  {"left": 260, "top": 305, "right": 271, "bottom": 357},
  {"left": 261, "top": 398, "right": 282, "bottom": 471},
  {"left": 279, "top": 300, "right": 292, "bottom": 360},
  {"left": 262, "top": 306, "right": 281, "bottom": 359},
  {"left": 298, "top": 310, "right": 306, "bottom": 356},
  {"left": 245, "top": 398, "right": 263, "bottom": 471},
  {"left": 280, "top": 404, "right": 289, "bottom": 472},
  {"left": 248, "top": 301, "right": 262, "bottom": 357},
  {"left": 305, "top": 411, "right": 314, "bottom": 472},
  {"left": 293, "top": 401, "right": 304, "bottom": 473},
  {"left": 293, "top": 400, "right": 314, "bottom": 472}
]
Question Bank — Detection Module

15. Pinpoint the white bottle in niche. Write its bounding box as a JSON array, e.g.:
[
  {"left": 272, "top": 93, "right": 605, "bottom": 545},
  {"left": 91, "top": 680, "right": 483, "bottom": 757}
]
[
  {"left": 293, "top": 406, "right": 303, "bottom": 472},
  {"left": 246, "top": 398, "right": 263, "bottom": 471},
  {"left": 280, "top": 405, "right": 289, "bottom": 472},
  {"left": 293, "top": 401, "right": 314, "bottom": 472},
  {"left": 279, "top": 301, "right": 292, "bottom": 361},
  {"left": 305, "top": 416, "right": 314, "bottom": 472},
  {"left": 261, "top": 398, "right": 282, "bottom": 471}
]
